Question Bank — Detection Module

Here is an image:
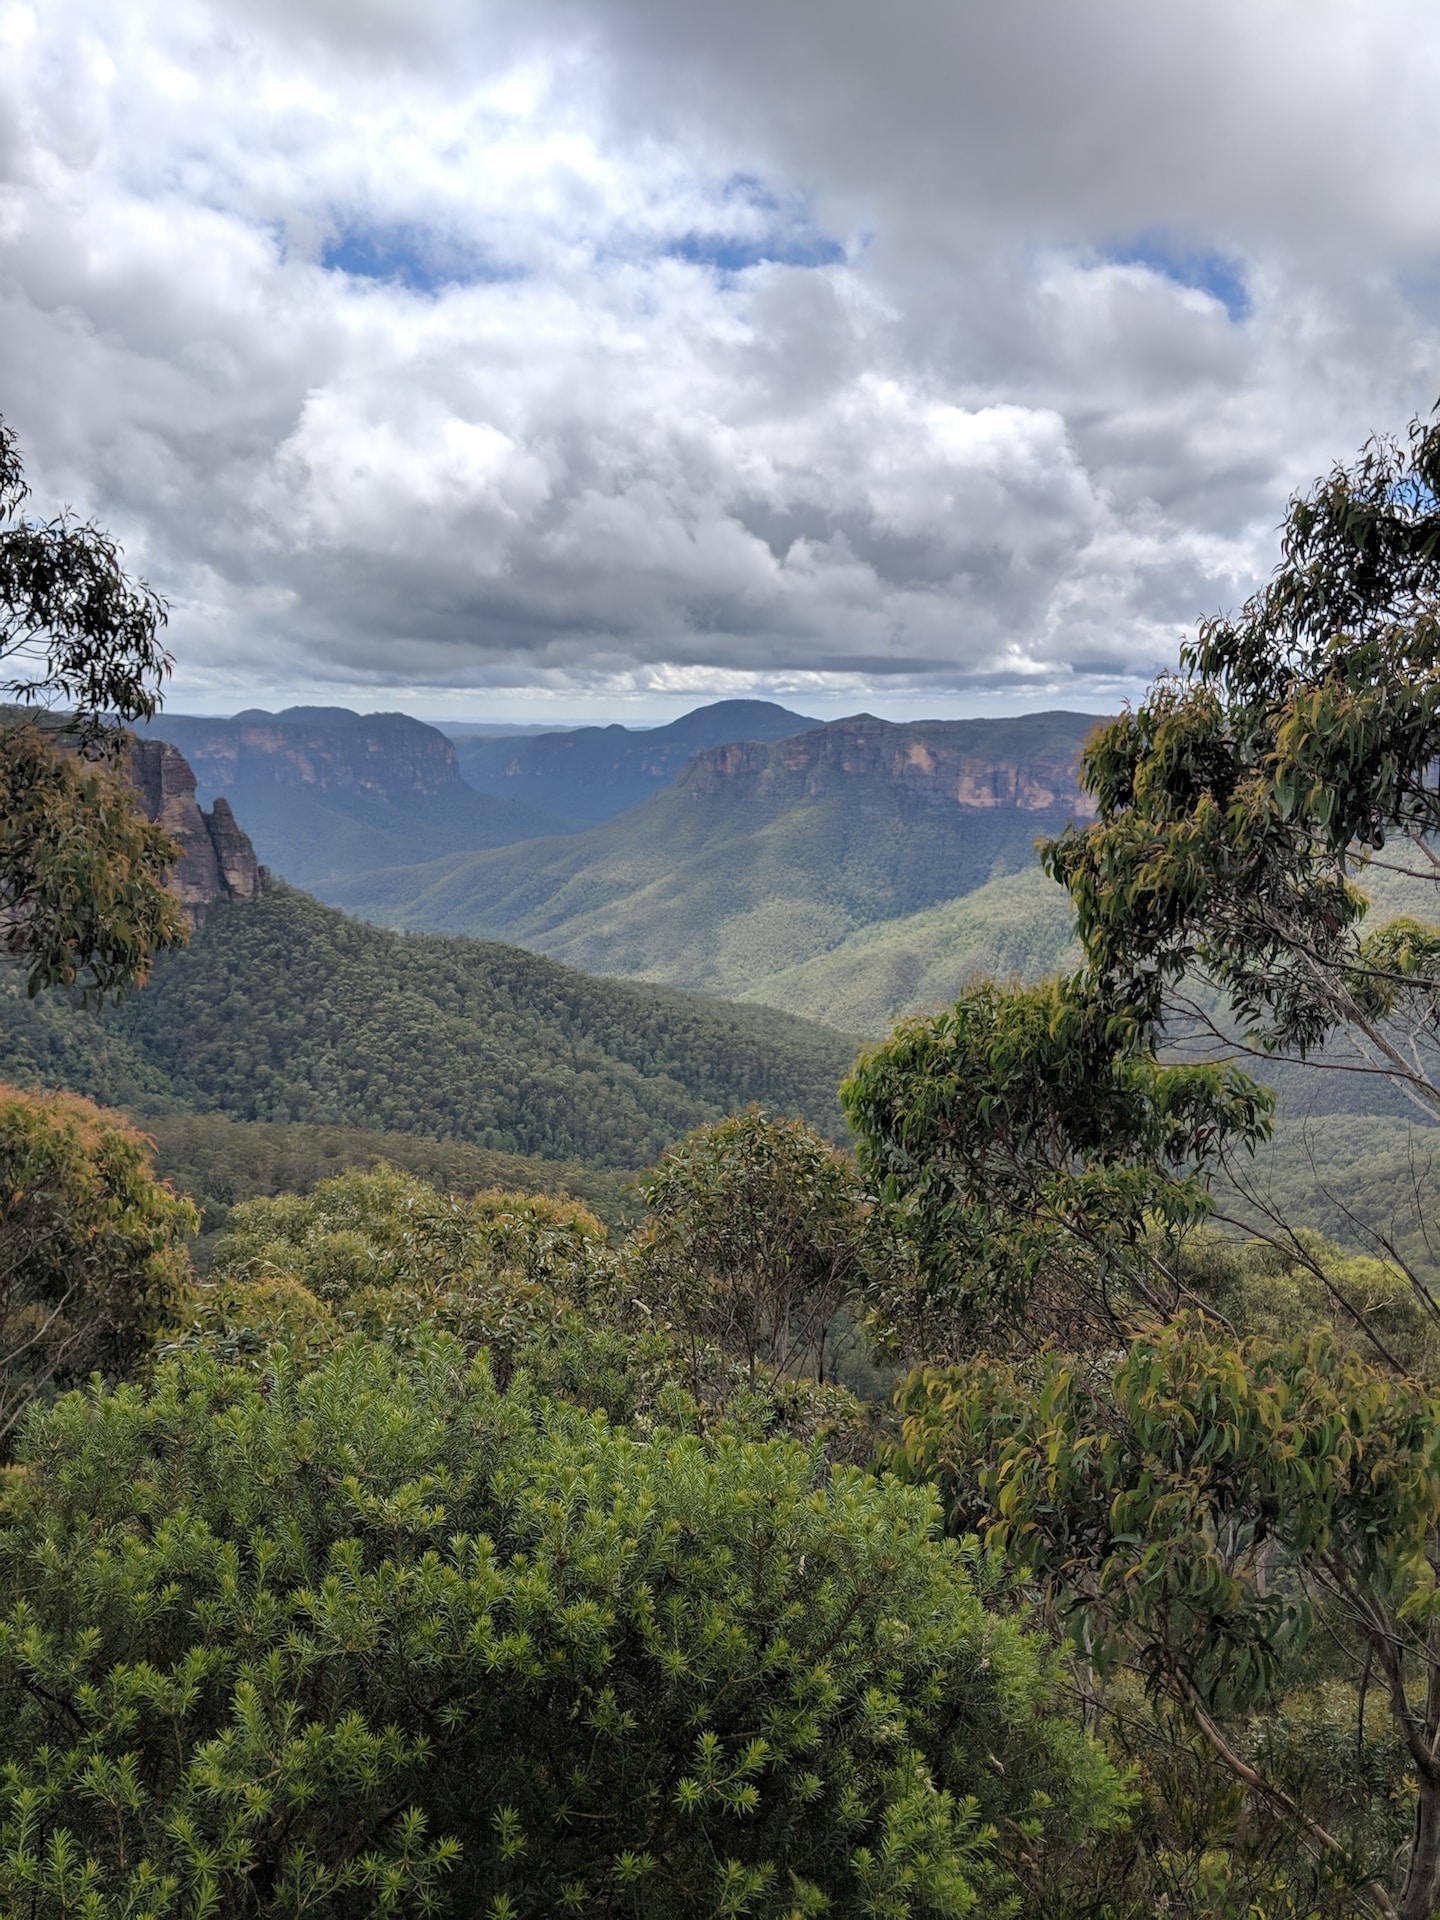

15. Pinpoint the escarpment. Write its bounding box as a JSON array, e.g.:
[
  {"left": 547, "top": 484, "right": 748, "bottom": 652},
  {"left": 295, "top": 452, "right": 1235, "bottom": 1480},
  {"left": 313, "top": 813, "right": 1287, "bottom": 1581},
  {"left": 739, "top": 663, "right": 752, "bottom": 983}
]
[
  {"left": 127, "top": 737, "right": 264, "bottom": 919},
  {"left": 679, "top": 712, "right": 1100, "bottom": 817},
  {"left": 134, "top": 708, "right": 464, "bottom": 801}
]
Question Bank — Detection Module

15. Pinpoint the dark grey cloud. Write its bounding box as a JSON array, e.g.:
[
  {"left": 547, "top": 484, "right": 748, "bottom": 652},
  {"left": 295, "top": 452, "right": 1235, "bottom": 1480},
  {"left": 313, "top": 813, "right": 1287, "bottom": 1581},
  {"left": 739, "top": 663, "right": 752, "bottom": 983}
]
[{"left": 0, "top": 0, "right": 1435, "bottom": 715}]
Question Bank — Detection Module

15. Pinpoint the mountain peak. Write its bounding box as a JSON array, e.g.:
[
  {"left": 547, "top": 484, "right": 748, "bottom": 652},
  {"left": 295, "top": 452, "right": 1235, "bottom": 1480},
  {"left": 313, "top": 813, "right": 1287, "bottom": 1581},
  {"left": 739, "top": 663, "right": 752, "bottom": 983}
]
[{"left": 452, "top": 696, "right": 823, "bottom": 828}]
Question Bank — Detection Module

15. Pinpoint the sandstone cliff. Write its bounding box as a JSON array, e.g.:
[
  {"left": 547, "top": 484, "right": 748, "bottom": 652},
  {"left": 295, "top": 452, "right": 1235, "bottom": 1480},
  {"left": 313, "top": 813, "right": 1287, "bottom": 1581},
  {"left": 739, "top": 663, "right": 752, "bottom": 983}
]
[
  {"left": 678, "top": 712, "right": 1101, "bottom": 816},
  {"left": 452, "top": 699, "right": 819, "bottom": 827},
  {"left": 135, "top": 708, "right": 463, "bottom": 801},
  {"left": 127, "top": 737, "right": 264, "bottom": 919}
]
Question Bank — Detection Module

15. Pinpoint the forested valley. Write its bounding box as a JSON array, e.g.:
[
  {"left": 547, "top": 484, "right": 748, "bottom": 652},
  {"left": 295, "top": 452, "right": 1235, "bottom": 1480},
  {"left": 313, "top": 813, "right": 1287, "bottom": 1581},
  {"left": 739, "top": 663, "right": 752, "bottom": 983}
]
[{"left": 11, "top": 408, "right": 1440, "bottom": 1917}]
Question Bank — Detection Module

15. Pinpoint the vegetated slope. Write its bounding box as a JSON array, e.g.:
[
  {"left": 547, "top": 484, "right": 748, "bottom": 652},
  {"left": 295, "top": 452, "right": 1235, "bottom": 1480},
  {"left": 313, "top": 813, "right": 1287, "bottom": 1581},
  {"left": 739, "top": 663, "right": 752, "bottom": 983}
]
[
  {"left": 139, "top": 1113, "right": 633, "bottom": 1256},
  {"left": 450, "top": 698, "right": 820, "bottom": 827},
  {"left": 1211, "top": 1112, "right": 1440, "bottom": 1283},
  {"left": 737, "top": 867, "right": 1082, "bottom": 1032},
  {"left": 336, "top": 711, "right": 1103, "bottom": 999},
  {"left": 0, "top": 887, "right": 857, "bottom": 1166},
  {"left": 134, "top": 708, "right": 569, "bottom": 887}
]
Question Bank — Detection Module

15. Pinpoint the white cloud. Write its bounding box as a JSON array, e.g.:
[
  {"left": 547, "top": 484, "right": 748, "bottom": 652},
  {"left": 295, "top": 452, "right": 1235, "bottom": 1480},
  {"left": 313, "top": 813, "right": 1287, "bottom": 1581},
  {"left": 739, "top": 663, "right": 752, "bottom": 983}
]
[{"left": 0, "top": 0, "right": 1437, "bottom": 718}]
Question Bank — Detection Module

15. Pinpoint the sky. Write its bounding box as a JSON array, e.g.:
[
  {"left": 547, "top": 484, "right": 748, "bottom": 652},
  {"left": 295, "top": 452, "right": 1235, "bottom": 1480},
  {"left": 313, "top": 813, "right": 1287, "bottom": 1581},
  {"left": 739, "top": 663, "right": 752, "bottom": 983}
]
[{"left": 2, "top": 0, "right": 1439, "bottom": 727}]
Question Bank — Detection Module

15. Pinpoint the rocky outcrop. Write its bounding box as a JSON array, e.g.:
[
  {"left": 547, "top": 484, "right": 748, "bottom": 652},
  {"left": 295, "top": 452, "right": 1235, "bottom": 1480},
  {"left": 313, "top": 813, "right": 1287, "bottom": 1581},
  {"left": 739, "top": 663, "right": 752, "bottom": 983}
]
[
  {"left": 679, "top": 712, "right": 1101, "bottom": 817},
  {"left": 453, "top": 699, "right": 820, "bottom": 827},
  {"left": 133, "top": 708, "right": 463, "bottom": 801},
  {"left": 126, "top": 738, "right": 264, "bottom": 920}
]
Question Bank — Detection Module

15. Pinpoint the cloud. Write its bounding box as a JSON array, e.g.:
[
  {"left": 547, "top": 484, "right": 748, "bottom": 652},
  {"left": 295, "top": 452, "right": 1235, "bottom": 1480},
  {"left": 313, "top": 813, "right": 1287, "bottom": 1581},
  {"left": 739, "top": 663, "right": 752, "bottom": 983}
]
[{"left": 0, "top": 0, "right": 1437, "bottom": 715}]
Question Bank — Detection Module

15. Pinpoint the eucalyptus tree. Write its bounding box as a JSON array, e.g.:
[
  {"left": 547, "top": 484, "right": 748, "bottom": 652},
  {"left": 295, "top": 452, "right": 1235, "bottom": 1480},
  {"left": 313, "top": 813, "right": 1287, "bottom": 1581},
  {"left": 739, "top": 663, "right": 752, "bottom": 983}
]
[{"left": 0, "top": 414, "right": 185, "bottom": 996}]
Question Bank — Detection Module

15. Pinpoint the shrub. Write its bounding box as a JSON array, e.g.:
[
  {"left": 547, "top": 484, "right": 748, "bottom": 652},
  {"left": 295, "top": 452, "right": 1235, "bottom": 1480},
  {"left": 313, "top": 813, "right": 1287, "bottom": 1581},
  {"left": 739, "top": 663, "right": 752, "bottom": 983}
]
[
  {"left": 0, "top": 1339, "right": 1124, "bottom": 1917},
  {"left": 0, "top": 1081, "right": 194, "bottom": 1446}
]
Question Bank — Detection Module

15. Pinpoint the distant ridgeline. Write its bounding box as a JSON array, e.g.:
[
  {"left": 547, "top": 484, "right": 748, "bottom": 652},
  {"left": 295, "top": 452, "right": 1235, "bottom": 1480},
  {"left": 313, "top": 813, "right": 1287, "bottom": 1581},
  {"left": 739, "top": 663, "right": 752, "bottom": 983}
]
[
  {"left": 132, "top": 699, "right": 833, "bottom": 888},
  {"left": 448, "top": 698, "right": 822, "bottom": 827},
  {"left": 131, "top": 706, "right": 571, "bottom": 888},
  {"left": 334, "top": 710, "right": 1105, "bottom": 1008}
]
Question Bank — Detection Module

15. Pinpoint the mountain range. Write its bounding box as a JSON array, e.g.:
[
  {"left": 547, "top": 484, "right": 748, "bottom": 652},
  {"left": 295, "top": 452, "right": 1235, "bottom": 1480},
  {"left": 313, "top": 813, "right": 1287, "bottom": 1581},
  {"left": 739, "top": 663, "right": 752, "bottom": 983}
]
[
  {"left": 127, "top": 700, "right": 1101, "bottom": 1028},
  {"left": 132, "top": 707, "right": 570, "bottom": 887},
  {"left": 449, "top": 697, "right": 820, "bottom": 826},
  {"left": 333, "top": 710, "right": 1100, "bottom": 1008}
]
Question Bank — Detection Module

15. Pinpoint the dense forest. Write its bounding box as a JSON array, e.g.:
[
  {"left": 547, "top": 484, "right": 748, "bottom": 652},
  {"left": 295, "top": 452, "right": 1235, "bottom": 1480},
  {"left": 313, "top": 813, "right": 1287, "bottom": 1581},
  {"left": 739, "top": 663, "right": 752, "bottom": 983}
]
[
  {"left": 11, "top": 410, "right": 1440, "bottom": 1915},
  {"left": 0, "top": 884, "right": 857, "bottom": 1164}
]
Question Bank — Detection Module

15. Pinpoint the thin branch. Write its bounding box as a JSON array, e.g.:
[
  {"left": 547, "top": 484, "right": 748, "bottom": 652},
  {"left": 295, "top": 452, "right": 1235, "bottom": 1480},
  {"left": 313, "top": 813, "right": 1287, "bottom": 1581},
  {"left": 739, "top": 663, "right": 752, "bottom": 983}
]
[{"left": 1181, "top": 1681, "right": 1399, "bottom": 1920}]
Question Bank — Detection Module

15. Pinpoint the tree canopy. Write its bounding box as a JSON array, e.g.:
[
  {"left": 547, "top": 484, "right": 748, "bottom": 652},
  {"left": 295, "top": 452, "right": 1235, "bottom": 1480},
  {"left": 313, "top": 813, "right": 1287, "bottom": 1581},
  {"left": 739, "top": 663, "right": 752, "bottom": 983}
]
[
  {"left": 0, "top": 1081, "right": 194, "bottom": 1449},
  {"left": 1043, "top": 410, "right": 1440, "bottom": 1112},
  {"left": 0, "top": 1336, "right": 1124, "bottom": 1917},
  {"left": 0, "top": 415, "right": 186, "bottom": 996},
  {"left": 842, "top": 972, "right": 1273, "bottom": 1353}
]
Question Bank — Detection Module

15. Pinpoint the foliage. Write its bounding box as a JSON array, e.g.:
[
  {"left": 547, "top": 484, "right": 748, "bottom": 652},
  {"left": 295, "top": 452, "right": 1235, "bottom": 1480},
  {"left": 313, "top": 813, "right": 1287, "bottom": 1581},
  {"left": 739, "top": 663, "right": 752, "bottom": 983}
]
[
  {"left": 0, "top": 417, "right": 170, "bottom": 742},
  {"left": 628, "top": 1109, "right": 869, "bottom": 1385},
  {"left": 1043, "top": 410, "right": 1440, "bottom": 1109},
  {"left": 892, "top": 1316, "right": 1440, "bottom": 1919},
  {"left": 0, "top": 415, "right": 187, "bottom": 996},
  {"left": 0, "top": 1081, "right": 194, "bottom": 1449},
  {"left": 0, "top": 885, "right": 857, "bottom": 1165},
  {"left": 130, "top": 1110, "right": 632, "bottom": 1247},
  {"left": 841, "top": 972, "right": 1272, "bottom": 1352},
  {"left": 207, "top": 1165, "right": 611, "bottom": 1302},
  {"left": 1041, "top": 1671, "right": 1412, "bottom": 1920},
  {"left": 176, "top": 1167, "right": 599, "bottom": 1379},
  {"left": 0, "top": 1338, "right": 1125, "bottom": 1919},
  {"left": 0, "top": 721, "right": 188, "bottom": 997},
  {"left": 1164, "top": 1225, "right": 1440, "bottom": 1381},
  {"left": 178, "top": 1167, "right": 876, "bottom": 1456}
]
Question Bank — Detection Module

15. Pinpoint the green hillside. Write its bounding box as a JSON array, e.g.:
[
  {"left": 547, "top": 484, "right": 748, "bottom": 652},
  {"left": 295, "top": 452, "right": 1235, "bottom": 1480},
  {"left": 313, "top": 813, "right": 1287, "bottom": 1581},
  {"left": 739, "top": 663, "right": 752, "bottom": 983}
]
[
  {"left": 334, "top": 712, "right": 1099, "bottom": 999},
  {"left": 0, "top": 886, "right": 859, "bottom": 1166},
  {"left": 737, "top": 866, "right": 1081, "bottom": 1031}
]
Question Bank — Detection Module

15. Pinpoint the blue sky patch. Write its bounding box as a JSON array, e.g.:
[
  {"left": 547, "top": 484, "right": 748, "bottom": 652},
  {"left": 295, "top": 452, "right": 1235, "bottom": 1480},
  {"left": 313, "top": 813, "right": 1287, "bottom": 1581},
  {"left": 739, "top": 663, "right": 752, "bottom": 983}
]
[
  {"left": 721, "top": 172, "right": 783, "bottom": 213},
  {"left": 1104, "top": 233, "right": 1249, "bottom": 320},
  {"left": 665, "top": 176, "right": 845, "bottom": 276},
  {"left": 668, "top": 229, "right": 845, "bottom": 273},
  {"left": 1389, "top": 473, "right": 1440, "bottom": 515},
  {"left": 321, "top": 221, "right": 521, "bottom": 293}
]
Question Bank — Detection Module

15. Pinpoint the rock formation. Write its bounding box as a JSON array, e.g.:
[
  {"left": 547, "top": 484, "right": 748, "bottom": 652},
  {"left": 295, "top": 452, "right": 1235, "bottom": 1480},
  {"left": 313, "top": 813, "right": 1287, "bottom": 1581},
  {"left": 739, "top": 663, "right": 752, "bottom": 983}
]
[
  {"left": 679, "top": 712, "right": 1100, "bottom": 817},
  {"left": 126, "top": 737, "right": 264, "bottom": 919},
  {"left": 131, "top": 708, "right": 463, "bottom": 801}
]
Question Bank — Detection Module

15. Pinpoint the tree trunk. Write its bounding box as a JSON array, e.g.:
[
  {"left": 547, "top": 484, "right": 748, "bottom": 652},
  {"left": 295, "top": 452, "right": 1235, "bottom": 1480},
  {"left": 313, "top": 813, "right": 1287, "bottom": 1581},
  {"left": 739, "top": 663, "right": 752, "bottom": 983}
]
[{"left": 1399, "top": 1773, "right": 1440, "bottom": 1920}]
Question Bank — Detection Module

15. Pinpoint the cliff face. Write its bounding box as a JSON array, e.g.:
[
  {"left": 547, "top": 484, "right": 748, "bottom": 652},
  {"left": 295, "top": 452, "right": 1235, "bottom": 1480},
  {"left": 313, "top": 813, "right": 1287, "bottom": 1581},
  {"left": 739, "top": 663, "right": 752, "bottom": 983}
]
[
  {"left": 127, "top": 707, "right": 574, "bottom": 892},
  {"left": 136, "top": 708, "right": 463, "bottom": 801},
  {"left": 453, "top": 700, "right": 820, "bottom": 827},
  {"left": 127, "top": 738, "right": 264, "bottom": 919},
  {"left": 679, "top": 712, "right": 1101, "bottom": 816}
]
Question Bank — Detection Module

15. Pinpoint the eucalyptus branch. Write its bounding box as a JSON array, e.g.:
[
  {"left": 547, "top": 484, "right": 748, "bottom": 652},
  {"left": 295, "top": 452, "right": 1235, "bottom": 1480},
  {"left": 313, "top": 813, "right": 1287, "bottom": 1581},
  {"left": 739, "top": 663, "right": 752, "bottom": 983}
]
[{"left": 1179, "top": 1680, "right": 1400, "bottom": 1920}]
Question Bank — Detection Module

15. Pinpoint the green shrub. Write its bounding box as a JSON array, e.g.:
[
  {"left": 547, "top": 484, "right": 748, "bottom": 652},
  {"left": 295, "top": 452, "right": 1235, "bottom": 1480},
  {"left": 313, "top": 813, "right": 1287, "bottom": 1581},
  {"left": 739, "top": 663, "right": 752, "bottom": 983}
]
[
  {"left": 0, "top": 1081, "right": 194, "bottom": 1448},
  {"left": 0, "top": 1340, "right": 1124, "bottom": 1918}
]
